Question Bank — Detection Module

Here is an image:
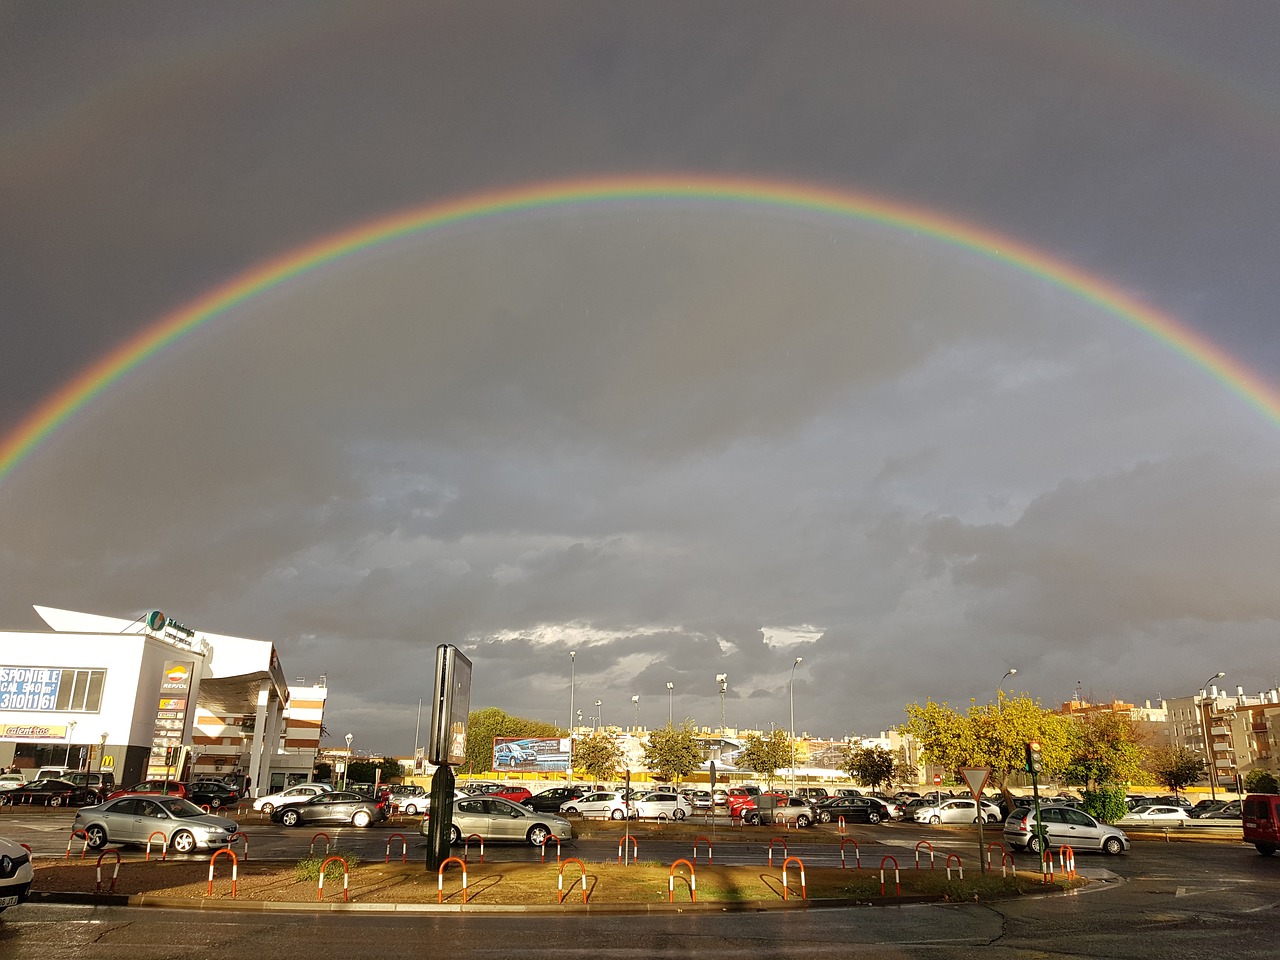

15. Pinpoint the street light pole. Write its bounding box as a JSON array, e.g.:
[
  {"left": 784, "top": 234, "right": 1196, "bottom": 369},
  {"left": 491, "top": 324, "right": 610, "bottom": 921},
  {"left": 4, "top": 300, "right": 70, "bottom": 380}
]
[
  {"left": 717, "top": 674, "right": 727, "bottom": 736},
  {"left": 631, "top": 695, "right": 639, "bottom": 731},
  {"left": 595, "top": 699, "right": 603, "bottom": 732},
  {"left": 64, "top": 720, "right": 77, "bottom": 767},
  {"left": 666, "top": 682, "right": 674, "bottom": 726},
  {"left": 790, "top": 657, "right": 803, "bottom": 786},
  {"left": 998, "top": 668, "right": 1017, "bottom": 702},
  {"left": 568, "top": 651, "right": 576, "bottom": 784},
  {"left": 1201, "top": 672, "right": 1225, "bottom": 801},
  {"left": 344, "top": 733, "right": 354, "bottom": 790}
]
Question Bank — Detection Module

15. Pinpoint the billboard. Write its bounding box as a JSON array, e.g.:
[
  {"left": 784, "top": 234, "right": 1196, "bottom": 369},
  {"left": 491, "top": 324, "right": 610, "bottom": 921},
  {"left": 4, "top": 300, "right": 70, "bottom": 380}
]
[
  {"left": 427, "top": 645, "right": 472, "bottom": 766},
  {"left": 493, "top": 737, "right": 571, "bottom": 772}
]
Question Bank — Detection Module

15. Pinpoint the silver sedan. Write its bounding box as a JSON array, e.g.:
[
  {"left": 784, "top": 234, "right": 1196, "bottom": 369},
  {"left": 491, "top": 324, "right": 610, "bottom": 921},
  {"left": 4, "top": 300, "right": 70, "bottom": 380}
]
[
  {"left": 73, "top": 795, "right": 238, "bottom": 854},
  {"left": 435, "top": 795, "right": 574, "bottom": 846}
]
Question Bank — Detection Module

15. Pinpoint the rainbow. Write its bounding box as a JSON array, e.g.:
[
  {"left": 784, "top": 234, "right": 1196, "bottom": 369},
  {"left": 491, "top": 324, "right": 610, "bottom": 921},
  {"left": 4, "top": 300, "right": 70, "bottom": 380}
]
[{"left": 3, "top": 173, "right": 1278, "bottom": 484}]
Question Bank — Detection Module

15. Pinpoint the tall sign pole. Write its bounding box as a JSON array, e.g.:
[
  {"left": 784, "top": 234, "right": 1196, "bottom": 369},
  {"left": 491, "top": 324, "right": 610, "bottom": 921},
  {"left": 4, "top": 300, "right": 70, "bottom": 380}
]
[
  {"left": 961, "top": 767, "right": 991, "bottom": 873},
  {"left": 424, "top": 645, "right": 473, "bottom": 871}
]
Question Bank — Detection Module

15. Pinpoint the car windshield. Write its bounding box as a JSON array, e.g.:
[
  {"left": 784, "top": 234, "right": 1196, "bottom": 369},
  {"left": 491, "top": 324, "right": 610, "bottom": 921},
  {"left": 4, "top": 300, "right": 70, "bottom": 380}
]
[{"left": 154, "top": 796, "right": 209, "bottom": 819}]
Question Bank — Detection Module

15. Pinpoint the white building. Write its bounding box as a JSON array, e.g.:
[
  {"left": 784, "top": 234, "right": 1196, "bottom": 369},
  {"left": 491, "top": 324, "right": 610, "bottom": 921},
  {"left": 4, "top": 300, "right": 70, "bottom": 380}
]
[{"left": 0, "top": 605, "right": 326, "bottom": 795}]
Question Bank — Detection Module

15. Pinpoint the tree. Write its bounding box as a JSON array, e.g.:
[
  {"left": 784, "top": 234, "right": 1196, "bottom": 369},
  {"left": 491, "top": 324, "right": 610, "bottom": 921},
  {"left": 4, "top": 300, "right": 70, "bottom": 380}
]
[
  {"left": 347, "top": 756, "right": 402, "bottom": 785},
  {"left": 844, "top": 745, "right": 896, "bottom": 790},
  {"left": 1061, "top": 711, "right": 1147, "bottom": 790},
  {"left": 573, "top": 731, "right": 623, "bottom": 784},
  {"left": 735, "top": 729, "right": 791, "bottom": 788},
  {"left": 893, "top": 746, "right": 918, "bottom": 787},
  {"left": 464, "top": 707, "right": 563, "bottom": 774},
  {"left": 643, "top": 724, "right": 702, "bottom": 785},
  {"left": 902, "top": 694, "right": 1075, "bottom": 806},
  {"left": 1244, "top": 769, "right": 1279, "bottom": 794},
  {"left": 1147, "top": 745, "right": 1204, "bottom": 795}
]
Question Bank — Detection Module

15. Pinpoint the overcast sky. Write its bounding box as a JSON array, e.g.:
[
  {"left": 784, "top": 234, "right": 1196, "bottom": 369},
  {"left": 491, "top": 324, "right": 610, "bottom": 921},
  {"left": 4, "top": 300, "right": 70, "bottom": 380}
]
[{"left": 4, "top": 2, "right": 1280, "bottom": 755}]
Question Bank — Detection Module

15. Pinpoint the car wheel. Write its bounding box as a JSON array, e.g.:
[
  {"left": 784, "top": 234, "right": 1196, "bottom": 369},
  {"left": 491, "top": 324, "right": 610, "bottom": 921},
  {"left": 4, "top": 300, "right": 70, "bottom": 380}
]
[
  {"left": 929, "top": 815, "right": 941, "bottom": 825},
  {"left": 281, "top": 809, "right": 301, "bottom": 827},
  {"left": 1255, "top": 843, "right": 1276, "bottom": 856},
  {"left": 1103, "top": 836, "right": 1124, "bottom": 856},
  {"left": 527, "top": 825, "right": 551, "bottom": 847},
  {"left": 208, "top": 798, "right": 222, "bottom": 810},
  {"left": 171, "top": 830, "right": 197, "bottom": 854},
  {"left": 1027, "top": 835, "right": 1042, "bottom": 855},
  {"left": 449, "top": 825, "right": 462, "bottom": 844},
  {"left": 818, "top": 810, "right": 832, "bottom": 823},
  {"left": 564, "top": 806, "right": 579, "bottom": 816},
  {"left": 673, "top": 809, "right": 686, "bottom": 821},
  {"left": 610, "top": 809, "right": 624, "bottom": 820},
  {"left": 745, "top": 813, "right": 760, "bottom": 826},
  {"left": 796, "top": 815, "right": 812, "bottom": 828},
  {"left": 50, "top": 796, "right": 63, "bottom": 807},
  {"left": 868, "top": 812, "right": 881, "bottom": 824},
  {"left": 352, "top": 810, "right": 372, "bottom": 827},
  {"left": 260, "top": 802, "right": 275, "bottom": 815},
  {"left": 403, "top": 802, "right": 419, "bottom": 816},
  {"left": 85, "top": 824, "right": 109, "bottom": 850},
  {"left": 986, "top": 814, "right": 999, "bottom": 823}
]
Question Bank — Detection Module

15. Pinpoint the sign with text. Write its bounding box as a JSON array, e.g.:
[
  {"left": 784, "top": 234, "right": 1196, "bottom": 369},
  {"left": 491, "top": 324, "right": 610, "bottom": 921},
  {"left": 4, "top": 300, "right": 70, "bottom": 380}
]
[
  {"left": 492, "top": 737, "right": 571, "bottom": 772},
  {"left": 148, "top": 659, "right": 194, "bottom": 776},
  {"left": 0, "top": 723, "right": 69, "bottom": 739}
]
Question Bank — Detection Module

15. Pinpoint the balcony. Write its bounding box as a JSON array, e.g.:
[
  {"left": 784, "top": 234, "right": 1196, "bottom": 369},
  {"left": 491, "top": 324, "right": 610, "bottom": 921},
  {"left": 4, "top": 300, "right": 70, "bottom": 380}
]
[
  {"left": 1216, "top": 758, "right": 1233, "bottom": 768},
  {"left": 1211, "top": 726, "right": 1230, "bottom": 736}
]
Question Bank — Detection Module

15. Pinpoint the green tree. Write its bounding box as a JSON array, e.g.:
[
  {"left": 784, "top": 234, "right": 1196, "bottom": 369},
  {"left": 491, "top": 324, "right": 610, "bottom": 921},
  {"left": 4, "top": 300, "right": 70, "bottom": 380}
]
[
  {"left": 844, "top": 745, "right": 896, "bottom": 790},
  {"left": 736, "top": 729, "right": 791, "bottom": 788},
  {"left": 902, "top": 694, "right": 1074, "bottom": 806},
  {"left": 1061, "top": 711, "right": 1147, "bottom": 790},
  {"left": 1147, "top": 745, "right": 1205, "bottom": 795},
  {"left": 1081, "top": 784, "right": 1129, "bottom": 824},
  {"left": 1244, "top": 769, "right": 1279, "bottom": 793},
  {"left": 346, "top": 757, "right": 402, "bottom": 785},
  {"left": 464, "top": 707, "right": 563, "bottom": 774},
  {"left": 573, "top": 731, "right": 623, "bottom": 784},
  {"left": 643, "top": 724, "right": 702, "bottom": 785}
]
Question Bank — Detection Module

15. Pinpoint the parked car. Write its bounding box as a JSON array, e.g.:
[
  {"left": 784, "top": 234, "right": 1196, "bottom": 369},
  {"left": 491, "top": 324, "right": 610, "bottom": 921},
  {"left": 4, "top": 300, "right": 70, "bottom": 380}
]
[
  {"left": 560, "top": 790, "right": 632, "bottom": 819},
  {"left": 1004, "top": 805, "right": 1129, "bottom": 855},
  {"left": 33, "top": 766, "right": 72, "bottom": 781},
  {"left": 744, "top": 795, "right": 816, "bottom": 827},
  {"left": 815, "top": 796, "right": 889, "bottom": 825},
  {"left": 106, "top": 780, "right": 187, "bottom": 801},
  {"left": 795, "top": 786, "right": 829, "bottom": 801},
  {"left": 1243, "top": 794, "right": 1280, "bottom": 855},
  {"left": 432, "top": 795, "right": 573, "bottom": 847},
  {"left": 73, "top": 795, "right": 239, "bottom": 854},
  {"left": 1123, "top": 804, "right": 1191, "bottom": 824},
  {"left": 185, "top": 781, "right": 240, "bottom": 810},
  {"left": 1, "top": 778, "right": 100, "bottom": 807},
  {"left": 632, "top": 791, "right": 693, "bottom": 820},
  {"left": 386, "top": 784, "right": 428, "bottom": 815},
  {"left": 712, "top": 789, "right": 728, "bottom": 806},
  {"left": 863, "top": 794, "right": 903, "bottom": 818},
  {"left": 678, "top": 789, "right": 713, "bottom": 811},
  {"left": 1189, "top": 799, "right": 1227, "bottom": 818},
  {"left": 65, "top": 772, "right": 115, "bottom": 794},
  {"left": 834, "top": 788, "right": 863, "bottom": 799},
  {"left": 1199, "top": 800, "right": 1242, "bottom": 820},
  {"left": 523, "top": 786, "right": 590, "bottom": 813},
  {"left": 0, "top": 836, "right": 34, "bottom": 912},
  {"left": 0, "top": 775, "right": 25, "bottom": 792},
  {"left": 271, "top": 790, "right": 389, "bottom": 828},
  {"left": 252, "top": 782, "right": 332, "bottom": 815},
  {"left": 914, "top": 797, "right": 1001, "bottom": 824},
  {"left": 461, "top": 782, "right": 533, "bottom": 804}
]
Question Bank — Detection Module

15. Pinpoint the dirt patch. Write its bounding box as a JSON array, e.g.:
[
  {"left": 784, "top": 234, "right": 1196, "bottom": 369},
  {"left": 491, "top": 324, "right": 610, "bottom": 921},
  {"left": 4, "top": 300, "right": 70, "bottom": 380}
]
[{"left": 35, "top": 857, "right": 1072, "bottom": 905}]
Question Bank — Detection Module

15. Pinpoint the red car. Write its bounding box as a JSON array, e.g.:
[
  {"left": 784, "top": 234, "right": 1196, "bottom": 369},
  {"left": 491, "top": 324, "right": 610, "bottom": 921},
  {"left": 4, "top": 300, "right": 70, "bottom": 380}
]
[
  {"left": 466, "top": 782, "right": 533, "bottom": 804},
  {"left": 106, "top": 780, "right": 188, "bottom": 801}
]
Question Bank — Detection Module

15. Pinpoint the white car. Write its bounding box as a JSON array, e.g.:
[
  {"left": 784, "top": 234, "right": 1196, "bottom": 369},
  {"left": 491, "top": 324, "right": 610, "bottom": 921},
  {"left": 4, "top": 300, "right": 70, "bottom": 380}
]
[
  {"left": 633, "top": 791, "right": 693, "bottom": 820},
  {"left": 0, "top": 775, "right": 25, "bottom": 792},
  {"left": 914, "top": 797, "right": 1002, "bottom": 824},
  {"left": 0, "top": 837, "right": 33, "bottom": 913},
  {"left": 1123, "top": 805, "right": 1191, "bottom": 824},
  {"left": 252, "top": 782, "right": 332, "bottom": 815},
  {"left": 559, "top": 790, "right": 633, "bottom": 820}
]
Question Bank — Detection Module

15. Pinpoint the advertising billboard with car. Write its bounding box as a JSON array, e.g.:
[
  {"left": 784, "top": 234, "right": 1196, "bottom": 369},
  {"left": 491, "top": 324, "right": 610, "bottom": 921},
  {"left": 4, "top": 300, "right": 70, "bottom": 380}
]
[{"left": 492, "top": 737, "right": 571, "bottom": 772}]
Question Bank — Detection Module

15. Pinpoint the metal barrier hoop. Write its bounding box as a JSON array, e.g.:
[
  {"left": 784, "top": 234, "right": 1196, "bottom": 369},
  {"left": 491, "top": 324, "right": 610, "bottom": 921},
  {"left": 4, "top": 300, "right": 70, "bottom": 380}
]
[
  {"left": 228, "top": 831, "right": 248, "bottom": 861},
  {"left": 879, "top": 855, "right": 901, "bottom": 896},
  {"left": 767, "top": 837, "right": 788, "bottom": 866},
  {"left": 145, "top": 831, "right": 169, "bottom": 861},
  {"left": 207, "top": 848, "right": 238, "bottom": 898},
  {"left": 558, "top": 857, "right": 588, "bottom": 904},
  {"left": 539, "top": 834, "right": 561, "bottom": 864},
  {"left": 836, "top": 815, "right": 846, "bottom": 835},
  {"left": 95, "top": 850, "right": 122, "bottom": 893},
  {"left": 945, "top": 853, "right": 964, "bottom": 880},
  {"left": 1000, "top": 852, "right": 1015, "bottom": 879},
  {"left": 668, "top": 858, "right": 696, "bottom": 904},
  {"left": 384, "top": 833, "right": 407, "bottom": 863},
  {"left": 437, "top": 855, "right": 467, "bottom": 904},
  {"left": 781, "top": 855, "right": 806, "bottom": 901},
  {"left": 1058, "top": 844, "right": 1076, "bottom": 879},
  {"left": 617, "top": 834, "right": 638, "bottom": 864},
  {"left": 1040, "top": 848, "right": 1055, "bottom": 884},
  {"left": 692, "top": 836, "right": 712, "bottom": 864},
  {"left": 309, "top": 832, "right": 331, "bottom": 856},
  {"left": 914, "top": 839, "right": 935, "bottom": 869},
  {"left": 985, "top": 841, "right": 1007, "bottom": 872},
  {"left": 840, "top": 837, "right": 860, "bottom": 870},
  {"left": 464, "top": 833, "right": 485, "bottom": 864},
  {"left": 317, "top": 855, "right": 349, "bottom": 902},
  {"left": 65, "top": 828, "right": 89, "bottom": 860}
]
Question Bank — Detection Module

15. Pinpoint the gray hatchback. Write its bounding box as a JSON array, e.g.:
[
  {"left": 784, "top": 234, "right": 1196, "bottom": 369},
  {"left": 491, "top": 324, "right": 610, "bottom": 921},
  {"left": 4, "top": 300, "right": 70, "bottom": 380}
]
[{"left": 1003, "top": 805, "right": 1129, "bottom": 855}]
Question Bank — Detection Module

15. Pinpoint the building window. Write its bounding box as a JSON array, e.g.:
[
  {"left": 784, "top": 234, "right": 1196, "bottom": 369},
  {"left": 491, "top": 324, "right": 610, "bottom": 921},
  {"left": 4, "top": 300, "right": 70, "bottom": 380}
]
[{"left": 55, "top": 669, "right": 106, "bottom": 712}]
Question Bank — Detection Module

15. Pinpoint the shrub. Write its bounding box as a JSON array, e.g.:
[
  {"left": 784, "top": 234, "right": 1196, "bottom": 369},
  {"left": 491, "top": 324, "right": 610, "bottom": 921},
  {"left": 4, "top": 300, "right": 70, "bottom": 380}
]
[
  {"left": 1082, "top": 784, "right": 1128, "bottom": 824},
  {"left": 1244, "top": 770, "right": 1279, "bottom": 794},
  {"left": 294, "top": 849, "right": 360, "bottom": 881}
]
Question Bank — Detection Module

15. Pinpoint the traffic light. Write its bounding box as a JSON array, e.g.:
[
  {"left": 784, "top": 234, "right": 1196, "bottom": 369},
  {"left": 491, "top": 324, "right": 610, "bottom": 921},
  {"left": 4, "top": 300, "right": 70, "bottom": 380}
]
[{"left": 1025, "top": 740, "right": 1043, "bottom": 775}]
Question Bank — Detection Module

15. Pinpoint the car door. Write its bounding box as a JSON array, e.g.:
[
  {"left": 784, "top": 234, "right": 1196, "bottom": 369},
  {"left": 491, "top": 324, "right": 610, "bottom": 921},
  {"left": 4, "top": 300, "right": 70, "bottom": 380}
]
[
  {"left": 102, "top": 797, "right": 145, "bottom": 843},
  {"left": 1036, "top": 806, "right": 1069, "bottom": 845},
  {"left": 943, "top": 799, "right": 975, "bottom": 823},
  {"left": 453, "top": 797, "right": 489, "bottom": 837},
  {"left": 483, "top": 799, "right": 522, "bottom": 839},
  {"left": 1056, "top": 807, "right": 1104, "bottom": 848}
]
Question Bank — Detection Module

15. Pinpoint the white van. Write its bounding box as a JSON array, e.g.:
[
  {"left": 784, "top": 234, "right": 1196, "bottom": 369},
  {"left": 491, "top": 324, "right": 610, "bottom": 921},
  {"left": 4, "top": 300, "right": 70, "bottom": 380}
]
[{"left": 35, "top": 766, "right": 72, "bottom": 781}]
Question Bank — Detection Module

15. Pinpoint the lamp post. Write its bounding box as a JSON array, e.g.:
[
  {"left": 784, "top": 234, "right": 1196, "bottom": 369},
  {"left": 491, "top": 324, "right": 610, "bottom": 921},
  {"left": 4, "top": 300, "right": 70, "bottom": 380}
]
[
  {"left": 1201, "top": 672, "right": 1225, "bottom": 801},
  {"left": 344, "top": 733, "right": 354, "bottom": 790},
  {"left": 63, "top": 720, "right": 77, "bottom": 767},
  {"left": 666, "top": 682, "right": 674, "bottom": 726},
  {"left": 98, "top": 732, "right": 108, "bottom": 773},
  {"left": 631, "top": 695, "right": 639, "bottom": 731},
  {"left": 568, "top": 651, "right": 577, "bottom": 785},
  {"left": 716, "top": 674, "right": 728, "bottom": 736},
  {"left": 998, "top": 668, "right": 1017, "bottom": 702},
  {"left": 595, "top": 699, "right": 603, "bottom": 732},
  {"left": 790, "top": 657, "right": 803, "bottom": 785}
]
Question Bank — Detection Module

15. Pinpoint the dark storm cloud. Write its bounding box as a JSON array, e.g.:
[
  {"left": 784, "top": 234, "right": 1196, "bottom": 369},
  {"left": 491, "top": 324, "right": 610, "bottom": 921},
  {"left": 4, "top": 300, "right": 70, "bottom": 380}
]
[{"left": 4, "top": 2, "right": 1280, "bottom": 751}]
